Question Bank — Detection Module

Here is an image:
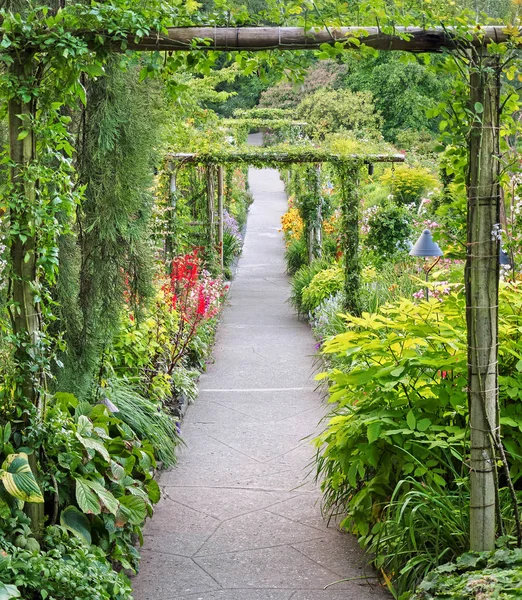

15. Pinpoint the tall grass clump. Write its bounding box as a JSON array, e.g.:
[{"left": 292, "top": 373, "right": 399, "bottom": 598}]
[
  {"left": 285, "top": 237, "right": 308, "bottom": 275},
  {"left": 108, "top": 381, "right": 180, "bottom": 467}
]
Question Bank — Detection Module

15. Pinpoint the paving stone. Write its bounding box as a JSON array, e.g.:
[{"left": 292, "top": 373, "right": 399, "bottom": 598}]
[
  {"left": 196, "top": 509, "right": 324, "bottom": 556},
  {"left": 178, "top": 591, "right": 292, "bottom": 600},
  {"left": 132, "top": 554, "right": 220, "bottom": 599},
  {"left": 195, "top": 545, "right": 356, "bottom": 590},
  {"left": 290, "top": 588, "right": 389, "bottom": 600},
  {"left": 164, "top": 486, "right": 297, "bottom": 522}
]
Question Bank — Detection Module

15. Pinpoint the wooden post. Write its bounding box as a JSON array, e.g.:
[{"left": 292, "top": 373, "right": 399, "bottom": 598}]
[
  {"left": 466, "top": 50, "right": 501, "bottom": 552},
  {"left": 218, "top": 166, "right": 224, "bottom": 271},
  {"left": 338, "top": 163, "right": 361, "bottom": 316},
  {"left": 8, "top": 55, "right": 44, "bottom": 537},
  {"left": 206, "top": 165, "right": 216, "bottom": 247}
]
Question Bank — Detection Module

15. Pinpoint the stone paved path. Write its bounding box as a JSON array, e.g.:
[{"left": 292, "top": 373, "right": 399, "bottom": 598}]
[{"left": 132, "top": 163, "right": 388, "bottom": 600}]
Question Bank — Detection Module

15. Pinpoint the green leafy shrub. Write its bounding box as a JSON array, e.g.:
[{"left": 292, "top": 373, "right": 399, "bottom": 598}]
[
  {"left": 381, "top": 165, "right": 438, "bottom": 206},
  {"left": 316, "top": 292, "right": 468, "bottom": 540},
  {"left": 290, "top": 259, "right": 331, "bottom": 315},
  {"left": 413, "top": 549, "right": 522, "bottom": 600},
  {"left": 285, "top": 237, "right": 308, "bottom": 275},
  {"left": 316, "top": 282, "right": 522, "bottom": 596},
  {"left": 171, "top": 365, "right": 200, "bottom": 404},
  {"left": 0, "top": 527, "right": 132, "bottom": 599},
  {"left": 301, "top": 264, "right": 344, "bottom": 314},
  {"left": 366, "top": 201, "right": 413, "bottom": 262},
  {"left": 296, "top": 88, "right": 383, "bottom": 139},
  {"left": 34, "top": 394, "right": 161, "bottom": 572}
]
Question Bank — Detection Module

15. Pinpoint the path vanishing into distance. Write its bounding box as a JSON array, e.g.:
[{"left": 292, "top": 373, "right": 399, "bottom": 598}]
[{"left": 132, "top": 135, "right": 388, "bottom": 600}]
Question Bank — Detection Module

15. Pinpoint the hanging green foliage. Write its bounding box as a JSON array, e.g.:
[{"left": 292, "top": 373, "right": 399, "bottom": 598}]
[{"left": 55, "top": 58, "right": 162, "bottom": 400}]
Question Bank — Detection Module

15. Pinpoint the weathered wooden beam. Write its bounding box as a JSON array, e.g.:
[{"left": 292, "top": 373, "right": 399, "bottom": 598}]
[{"left": 128, "top": 26, "right": 513, "bottom": 53}]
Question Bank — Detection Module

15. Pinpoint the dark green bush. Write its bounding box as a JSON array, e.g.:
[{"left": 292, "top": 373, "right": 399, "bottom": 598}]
[{"left": 366, "top": 201, "right": 413, "bottom": 262}]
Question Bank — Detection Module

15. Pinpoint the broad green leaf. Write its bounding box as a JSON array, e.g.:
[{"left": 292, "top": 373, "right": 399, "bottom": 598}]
[
  {"left": 474, "top": 102, "right": 484, "bottom": 113},
  {"left": 77, "top": 435, "right": 110, "bottom": 463},
  {"left": 367, "top": 422, "right": 381, "bottom": 444},
  {"left": 76, "top": 415, "right": 93, "bottom": 436},
  {"left": 146, "top": 479, "right": 161, "bottom": 504},
  {"left": 432, "top": 473, "right": 447, "bottom": 487},
  {"left": 75, "top": 478, "right": 101, "bottom": 515},
  {"left": 3, "top": 423, "right": 11, "bottom": 445},
  {"left": 1, "top": 454, "right": 43, "bottom": 503},
  {"left": 406, "top": 411, "right": 416, "bottom": 430},
  {"left": 60, "top": 506, "right": 91, "bottom": 545},
  {"left": 0, "top": 583, "right": 20, "bottom": 600},
  {"left": 417, "top": 418, "right": 432, "bottom": 432},
  {"left": 118, "top": 495, "right": 147, "bottom": 525},
  {"left": 82, "top": 480, "right": 119, "bottom": 516}
]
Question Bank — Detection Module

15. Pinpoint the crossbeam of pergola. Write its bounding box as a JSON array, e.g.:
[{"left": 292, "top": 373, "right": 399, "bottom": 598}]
[
  {"left": 129, "top": 26, "right": 514, "bottom": 52},
  {"left": 221, "top": 118, "right": 308, "bottom": 130},
  {"left": 167, "top": 150, "right": 405, "bottom": 166}
]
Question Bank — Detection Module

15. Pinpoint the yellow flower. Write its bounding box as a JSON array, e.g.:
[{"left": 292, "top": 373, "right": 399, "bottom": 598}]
[{"left": 281, "top": 207, "right": 304, "bottom": 242}]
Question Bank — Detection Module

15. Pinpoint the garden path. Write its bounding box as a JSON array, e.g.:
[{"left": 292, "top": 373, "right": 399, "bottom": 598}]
[{"left": 132, "top": 143, "right": 388, "bottom": 600}]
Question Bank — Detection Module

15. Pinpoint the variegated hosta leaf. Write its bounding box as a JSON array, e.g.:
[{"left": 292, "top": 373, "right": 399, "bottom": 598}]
[{"left": 0, "top": 453, "right": 43, "bottom": 504}]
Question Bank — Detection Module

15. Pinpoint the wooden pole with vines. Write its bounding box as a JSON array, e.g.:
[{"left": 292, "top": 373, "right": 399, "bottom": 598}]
[
  {"left": 338, "top": 162, "right": 362, "bottom": 316},
  {"left": 466, "top": 49, "right": 501, "bottom": 552},
  {"left": 218, "top": 166, "right": 224, "bottom": 271},
  {"left": 206, "top": 165, "right": 216, "bottom": 248},
  {"left": 8, "top": 55, "right": 45, "bottom": 537}
]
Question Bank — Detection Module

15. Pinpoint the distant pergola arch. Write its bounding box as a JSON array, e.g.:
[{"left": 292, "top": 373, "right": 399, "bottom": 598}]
[{"left": 167, "top": 146, "right": 405, "bottom": 313}]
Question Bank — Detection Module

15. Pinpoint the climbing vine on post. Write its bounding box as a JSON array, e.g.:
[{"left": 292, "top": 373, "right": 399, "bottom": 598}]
[
  {"left": 336, "top": 161, "right": 363, "bottom": 316},
  {"left": 299, "top": 165, "right": 323, "bottom": 263}
]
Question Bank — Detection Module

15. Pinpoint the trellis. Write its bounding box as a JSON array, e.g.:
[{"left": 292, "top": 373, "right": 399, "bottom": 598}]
[{"left": 168, "top": 147, "right": 404, "bottom": 313}]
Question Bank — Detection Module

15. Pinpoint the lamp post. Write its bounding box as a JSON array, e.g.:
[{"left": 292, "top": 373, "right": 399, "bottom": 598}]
[{"left": 409, "top": 229, "right": 444, "bottom": 300}]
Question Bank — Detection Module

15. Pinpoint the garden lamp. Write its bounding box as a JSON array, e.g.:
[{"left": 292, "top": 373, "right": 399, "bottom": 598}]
[
  {"left": 409, "top": 229, "right": 444, "bottom": 300},
  {"left": 499, "top": 246, "right": 511, "bottom": 267}
]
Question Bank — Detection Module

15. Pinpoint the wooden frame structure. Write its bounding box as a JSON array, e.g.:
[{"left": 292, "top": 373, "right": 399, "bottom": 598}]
[
  {"left": 5, "top": 21, "right": 510, "bottom": 549},
  {"left": 168, "top": 148, "right": 405, "bottom": 311}
]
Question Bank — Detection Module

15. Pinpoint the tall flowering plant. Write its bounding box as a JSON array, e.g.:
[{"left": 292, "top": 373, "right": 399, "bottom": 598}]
[{"left": 161, "top": 249, "right": 225, "bottom": 373}]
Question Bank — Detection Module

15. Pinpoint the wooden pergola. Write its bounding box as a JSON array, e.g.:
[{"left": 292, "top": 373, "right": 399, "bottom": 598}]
[
  {"left": 6, "top": 20, "right": 510, "bottom": 548},
  {"left": 167, "top": 147, "right": 405, "bottom": 310}
]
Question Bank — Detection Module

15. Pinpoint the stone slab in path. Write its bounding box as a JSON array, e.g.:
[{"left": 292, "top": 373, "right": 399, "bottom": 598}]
[{"left": 131, "top": 163, "right": 389, "bottom": 600}]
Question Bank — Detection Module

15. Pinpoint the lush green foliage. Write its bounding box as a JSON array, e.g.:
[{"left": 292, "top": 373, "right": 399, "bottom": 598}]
[
  {"left": 290, "top": 259, "right": 332, "bottom": 315},
  {"left": 315, "top": 283, "right": 522, "bottom": 595},
  {"left": 413, "top": 549, "right": 522, "bottom": 600},
  {"left": 381, "top": 165, "right": 439, "bottom": 206},
  {"left": 0, "top": 528, "right": 132, "bottom": 600},
  {"left": 296, "top": 88, "right": 383, "bottom": 140},
  {"left": 366, "top": 201, "right": 413, "bottom": 262},
  {"left": 301, "top": 264, "right": 344, "bottom": 313}
]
